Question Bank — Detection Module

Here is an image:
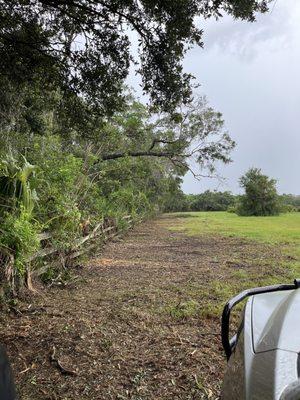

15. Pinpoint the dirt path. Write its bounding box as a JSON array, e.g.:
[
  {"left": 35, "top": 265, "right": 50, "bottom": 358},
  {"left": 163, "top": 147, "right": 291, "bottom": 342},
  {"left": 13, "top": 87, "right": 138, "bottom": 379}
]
[{"left": 1, "top": 216, "right": 284, "bottom": 399}]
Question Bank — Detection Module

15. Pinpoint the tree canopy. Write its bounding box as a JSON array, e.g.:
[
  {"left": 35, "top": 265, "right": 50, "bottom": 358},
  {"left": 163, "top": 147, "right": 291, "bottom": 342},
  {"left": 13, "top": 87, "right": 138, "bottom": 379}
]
[
  {"left": 97, "top": 96, "right": 235, "bottom": 177},
  {"left": 0, "top": 0, "right": 271, "bottom": 114}
]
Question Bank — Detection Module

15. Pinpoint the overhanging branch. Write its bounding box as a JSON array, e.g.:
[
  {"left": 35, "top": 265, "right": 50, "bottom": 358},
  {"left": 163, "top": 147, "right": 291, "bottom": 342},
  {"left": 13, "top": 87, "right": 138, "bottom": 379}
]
[{"left": 101, "top": 150, "right": 175, "bottom": 161}]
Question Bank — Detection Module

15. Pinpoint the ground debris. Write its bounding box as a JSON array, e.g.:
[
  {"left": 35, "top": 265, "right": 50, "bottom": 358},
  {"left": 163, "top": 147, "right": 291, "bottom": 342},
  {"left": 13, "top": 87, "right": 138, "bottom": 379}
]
[{"left": 2, "top": 217, "right": 290, "bottom": 399}]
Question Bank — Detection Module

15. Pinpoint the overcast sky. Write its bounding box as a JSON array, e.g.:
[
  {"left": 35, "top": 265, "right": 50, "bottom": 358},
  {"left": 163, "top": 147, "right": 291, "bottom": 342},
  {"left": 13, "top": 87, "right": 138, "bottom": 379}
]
[{"left": 128, "top": 0, "right": 300, "bottom": 194}]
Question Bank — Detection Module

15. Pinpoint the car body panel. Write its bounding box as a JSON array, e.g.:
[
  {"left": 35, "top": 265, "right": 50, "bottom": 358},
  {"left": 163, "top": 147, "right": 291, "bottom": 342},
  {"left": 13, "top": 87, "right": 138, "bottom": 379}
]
[
  {"left": 222, "top": 289, "right": 300, "bottom": 400},
  {"left": 252, "top": 290, "right": 300, "bottom": 353}
]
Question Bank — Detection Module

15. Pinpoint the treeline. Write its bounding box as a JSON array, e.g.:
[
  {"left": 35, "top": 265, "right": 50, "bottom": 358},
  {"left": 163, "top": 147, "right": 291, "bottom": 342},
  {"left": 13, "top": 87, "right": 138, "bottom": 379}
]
[
  {"left": 165, "top": 190, "right": 300, "bottom": 213},
  {"left": 164, "top": 190, "right": 235, "bottom": 212},
  {"left": 280, "top": 194, "right": 300, "bottom": 210}
]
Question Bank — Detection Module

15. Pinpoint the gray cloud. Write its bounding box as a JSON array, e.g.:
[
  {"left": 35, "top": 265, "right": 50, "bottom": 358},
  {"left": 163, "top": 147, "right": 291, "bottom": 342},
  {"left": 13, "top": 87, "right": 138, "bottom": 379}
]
[
  {"left": 199, "top": 0, "right": 297, "bottom": 61},
  {"left": 181, "top": 1, "right": 300, "bottom": 194}
]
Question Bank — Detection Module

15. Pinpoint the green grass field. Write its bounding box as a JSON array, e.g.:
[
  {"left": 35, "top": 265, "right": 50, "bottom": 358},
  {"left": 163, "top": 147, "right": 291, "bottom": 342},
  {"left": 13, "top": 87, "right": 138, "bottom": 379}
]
[{"left": 170, "top": 211, "right": 300, "bottom": 245}]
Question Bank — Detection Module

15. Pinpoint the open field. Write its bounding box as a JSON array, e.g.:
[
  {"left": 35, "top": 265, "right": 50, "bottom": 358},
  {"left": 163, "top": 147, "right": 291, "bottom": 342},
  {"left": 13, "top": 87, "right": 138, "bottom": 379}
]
[
  {"left": 168, "top": 211, "right": 300, "bottom": 244},
  {"left": 1, "top": 213, "right": 300, "bottom": 399},
  {"left": 169, "top": 211, "right": 300, "bottom": 260},
  {"left": 167, "top": 211, "right": 300, "bottom": 307}
]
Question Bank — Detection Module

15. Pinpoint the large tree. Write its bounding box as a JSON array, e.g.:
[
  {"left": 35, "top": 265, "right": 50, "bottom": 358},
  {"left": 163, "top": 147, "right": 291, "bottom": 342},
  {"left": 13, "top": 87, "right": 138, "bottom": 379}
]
[
  {"left": 0, "top": 0, "right": 271, "bottom": 115},
  {"left": 237, "top": 168, "right": 280, "bottom": 216}
]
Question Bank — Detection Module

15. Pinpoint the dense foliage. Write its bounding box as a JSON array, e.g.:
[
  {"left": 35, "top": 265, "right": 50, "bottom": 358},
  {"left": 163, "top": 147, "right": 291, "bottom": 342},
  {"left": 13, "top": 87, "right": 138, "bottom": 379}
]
[
  {"left": 0, "top": 0, "right": 271, "bottom": 115},
  {"left": 164, "top": 190, "right": 236, "bottom": 212},
  {"left": 188, "top": 191, "right": 236, "bottom": 211}
]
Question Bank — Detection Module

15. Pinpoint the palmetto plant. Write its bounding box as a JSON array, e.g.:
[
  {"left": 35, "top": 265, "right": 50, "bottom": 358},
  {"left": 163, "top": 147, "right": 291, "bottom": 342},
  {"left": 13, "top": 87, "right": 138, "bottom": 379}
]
[
  {"left": 0, "top": 153, "right": 37, "bottom": 215},
  {"left": 0, "top": 154, "right": 39, "bottom": 292}
]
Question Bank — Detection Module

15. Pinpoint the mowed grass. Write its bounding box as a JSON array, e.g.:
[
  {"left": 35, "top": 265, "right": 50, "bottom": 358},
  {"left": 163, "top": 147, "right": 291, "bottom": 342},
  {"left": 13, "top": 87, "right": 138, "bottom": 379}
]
[
  {"left": 169, "top": 211, "right": 300, "bottom": 245},
  {"left": 165, "top": 211, "right": 300, "bottom": 318}
]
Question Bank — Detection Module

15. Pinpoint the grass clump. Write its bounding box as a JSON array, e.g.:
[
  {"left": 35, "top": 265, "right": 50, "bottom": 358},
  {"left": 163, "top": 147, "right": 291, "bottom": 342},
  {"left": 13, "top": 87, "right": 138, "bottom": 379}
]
[{"left": 168, "top": 299, "right": 200, "bottom": 319}]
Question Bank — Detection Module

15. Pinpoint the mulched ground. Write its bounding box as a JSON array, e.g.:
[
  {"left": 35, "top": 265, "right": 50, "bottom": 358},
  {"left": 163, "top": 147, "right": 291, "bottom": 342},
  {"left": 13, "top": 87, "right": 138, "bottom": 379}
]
[{"left": 0, "top": 216, "right": 287, "bottom": 399}]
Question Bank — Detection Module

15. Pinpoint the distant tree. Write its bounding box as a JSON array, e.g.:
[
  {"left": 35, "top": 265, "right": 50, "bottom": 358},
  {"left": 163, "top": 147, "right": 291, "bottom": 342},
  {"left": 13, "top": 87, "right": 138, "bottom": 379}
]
[
  {"left": 163, "top": 190, "right": 236, "bottom": 212},
  {"left": 237, "top": 168, "right": 279, "bottom": 216}
]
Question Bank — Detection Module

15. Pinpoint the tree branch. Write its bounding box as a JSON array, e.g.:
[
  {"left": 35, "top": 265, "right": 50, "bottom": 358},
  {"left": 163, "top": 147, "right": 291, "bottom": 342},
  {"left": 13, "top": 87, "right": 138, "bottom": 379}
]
[{"left": 101, "top": 150, "right": 175, "bottom": 161}]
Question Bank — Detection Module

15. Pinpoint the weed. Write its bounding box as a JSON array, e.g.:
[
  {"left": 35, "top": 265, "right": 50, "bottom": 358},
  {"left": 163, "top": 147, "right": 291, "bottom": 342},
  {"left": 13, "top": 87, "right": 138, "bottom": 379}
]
[
  {"left": 168, "top": 299, "right": 200, "bottom": 319},
  {"left": 100, "top": 338, "right": 113, "bottom": 350},
  {"left": 131, "top": 370, "right": 146, "bottom": 386},
  {"left": 231, "top": 269, "right": 248, "bottom": 280}
]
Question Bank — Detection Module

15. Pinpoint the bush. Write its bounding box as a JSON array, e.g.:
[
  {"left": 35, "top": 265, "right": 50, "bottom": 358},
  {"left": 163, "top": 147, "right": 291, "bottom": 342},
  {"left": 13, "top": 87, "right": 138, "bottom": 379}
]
[
  {"left": 0, "top": 133, "right": 180, "bottom": 291},
  {"left": 279, "top": 194, "right": 300, "bottom": 209},
  {"left": 164, "top": 190, "right": 237, "bottom": 212}
]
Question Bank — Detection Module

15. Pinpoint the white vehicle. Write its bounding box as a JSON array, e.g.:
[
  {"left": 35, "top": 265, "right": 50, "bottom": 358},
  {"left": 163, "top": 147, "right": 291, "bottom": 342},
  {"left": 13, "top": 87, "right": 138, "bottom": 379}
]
[{"left": 221, "top": 280, "right": 300, "bottom": 400}]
